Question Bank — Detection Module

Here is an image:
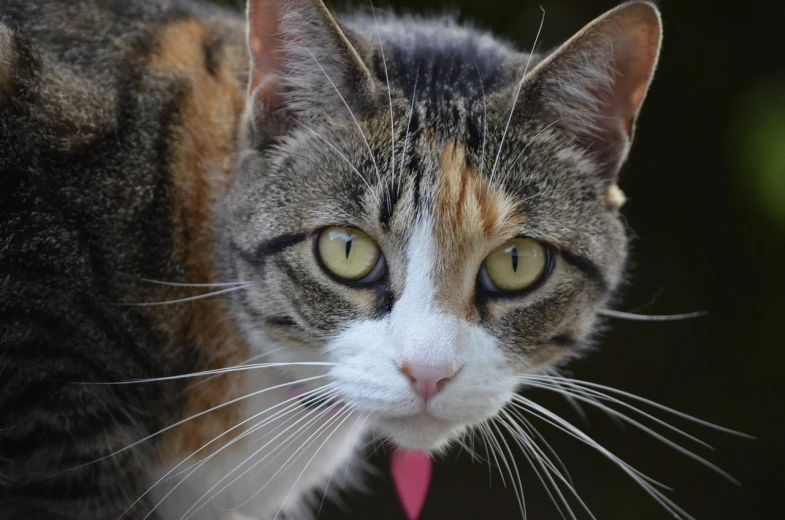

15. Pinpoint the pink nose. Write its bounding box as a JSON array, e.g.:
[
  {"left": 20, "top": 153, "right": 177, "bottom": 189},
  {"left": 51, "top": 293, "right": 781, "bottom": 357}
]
[{"left": 401, "top": 364, "right": 458, "bottom": 401}]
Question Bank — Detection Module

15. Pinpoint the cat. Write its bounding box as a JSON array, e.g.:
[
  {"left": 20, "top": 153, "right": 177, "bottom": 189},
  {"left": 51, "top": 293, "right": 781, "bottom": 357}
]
[{"left": 0, "top": 0, "right": 688, "bottom": 518}]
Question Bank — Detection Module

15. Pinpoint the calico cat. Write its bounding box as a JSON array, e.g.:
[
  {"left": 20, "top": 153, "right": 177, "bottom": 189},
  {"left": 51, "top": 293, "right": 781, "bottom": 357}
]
[{"left": 0, "top": 0, "right": 685, "bottom": 518}]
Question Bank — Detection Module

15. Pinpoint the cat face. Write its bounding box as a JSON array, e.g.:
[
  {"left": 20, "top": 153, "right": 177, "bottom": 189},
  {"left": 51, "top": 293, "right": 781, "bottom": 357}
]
[{"left": 221, "top": 0, "right": 661, "bottom": 450}]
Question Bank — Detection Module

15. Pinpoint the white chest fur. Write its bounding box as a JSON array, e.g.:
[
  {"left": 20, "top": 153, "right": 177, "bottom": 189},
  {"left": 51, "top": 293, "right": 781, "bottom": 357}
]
[{"left": 148, "top": 369, "right": 368, "bottom": 520}]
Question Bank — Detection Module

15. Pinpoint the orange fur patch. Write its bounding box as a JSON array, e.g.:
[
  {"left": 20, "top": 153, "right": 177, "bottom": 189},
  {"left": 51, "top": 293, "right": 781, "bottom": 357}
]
[
  {"left": 432, "top": 142, "right": 523, "bottom": 320},
  {"left": 148, "top": 19, "right": 250, "bottom": 461}
]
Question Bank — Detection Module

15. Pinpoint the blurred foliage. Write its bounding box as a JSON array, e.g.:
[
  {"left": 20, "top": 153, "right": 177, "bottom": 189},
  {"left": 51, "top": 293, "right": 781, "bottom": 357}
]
[{"left": 732, "top": 82, "right": 785, "bottom": 229}]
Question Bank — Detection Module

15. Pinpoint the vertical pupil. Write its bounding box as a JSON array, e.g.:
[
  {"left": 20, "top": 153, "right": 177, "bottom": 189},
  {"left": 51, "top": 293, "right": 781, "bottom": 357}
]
[
  {"left": 345, "top": 237, "right": 353, "bottom": 259},
  {"left": 511, "top": 246, "right": 519, "bottom": 272}
]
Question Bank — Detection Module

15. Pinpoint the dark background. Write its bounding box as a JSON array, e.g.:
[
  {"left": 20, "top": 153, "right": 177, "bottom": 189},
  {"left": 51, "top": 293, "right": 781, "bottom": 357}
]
[{"left": 217, "top": 0, "right": 785, "bottom": 518}]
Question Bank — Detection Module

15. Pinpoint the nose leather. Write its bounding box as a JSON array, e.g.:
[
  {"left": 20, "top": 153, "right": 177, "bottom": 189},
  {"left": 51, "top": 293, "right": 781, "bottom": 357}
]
[{"left": 402, "top": 364, "right": 457, "bottom": 401}]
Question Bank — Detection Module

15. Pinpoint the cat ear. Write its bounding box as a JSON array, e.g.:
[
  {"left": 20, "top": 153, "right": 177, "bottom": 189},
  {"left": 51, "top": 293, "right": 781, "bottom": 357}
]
[
  {"left": 525, "top": 1, "right": 662, "bottom": 172},
  {"left": 246, "top": 0, "right": 376, "bottom": 141}
]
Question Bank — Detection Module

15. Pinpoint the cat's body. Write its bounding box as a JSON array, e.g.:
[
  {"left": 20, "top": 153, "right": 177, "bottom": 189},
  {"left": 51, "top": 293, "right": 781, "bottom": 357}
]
[{"left": 0, "top": 0, "right": 663, "bottom": 518}]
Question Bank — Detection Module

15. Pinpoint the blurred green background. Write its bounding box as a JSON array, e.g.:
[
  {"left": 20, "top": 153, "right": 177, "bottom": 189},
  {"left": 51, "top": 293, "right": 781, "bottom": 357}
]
[{"left": 217, "top": 0, "right": 785, "bottom": 518}]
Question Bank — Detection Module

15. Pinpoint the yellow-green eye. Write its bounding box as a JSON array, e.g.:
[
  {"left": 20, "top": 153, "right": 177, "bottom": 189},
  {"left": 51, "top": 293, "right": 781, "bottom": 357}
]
[
  {"left": 480, "top": 238, "right": 550, "bottom": 293},
  {"left": 316, "top": 227, "right": 385, "bottom": 283}
]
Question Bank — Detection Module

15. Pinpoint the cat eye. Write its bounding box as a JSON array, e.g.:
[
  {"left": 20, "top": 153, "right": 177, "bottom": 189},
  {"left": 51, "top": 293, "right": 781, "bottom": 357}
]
[
  {"left": 479, "top": 238, "right": 551, "bottom": 294},
  {"left": 315, "top": 226, "right": 386, "bottom": 285}
]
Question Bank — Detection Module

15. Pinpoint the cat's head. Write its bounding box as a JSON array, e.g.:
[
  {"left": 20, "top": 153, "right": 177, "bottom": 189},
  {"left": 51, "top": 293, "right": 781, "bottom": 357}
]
[{"left": 220, "top": 0, "right": 661, "bottom": 450}]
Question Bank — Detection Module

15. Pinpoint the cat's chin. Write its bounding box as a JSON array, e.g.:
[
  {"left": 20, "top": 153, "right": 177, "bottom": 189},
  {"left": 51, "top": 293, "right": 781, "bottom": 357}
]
[{"left": 377, "top": 415, "right": 465, "bottom": 452}]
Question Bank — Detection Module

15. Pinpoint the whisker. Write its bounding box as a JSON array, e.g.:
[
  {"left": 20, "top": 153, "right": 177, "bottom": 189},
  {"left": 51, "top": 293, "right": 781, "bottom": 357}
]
[
  {"left": 319, "top": 414, "right": 369, "bottom": 516},
  {"left": 303, "top": 47, "right": 383, "bottom": 194},
  {"left": 83, "top": 362, "right": 337, "bottom": 385},
  {"left": 513, "top": 396, "right": 694, "bottom": 519},
  {"left": 141, "top": 389, "right": 339, "bottom": 520},
  {"left": 187, "top": 348, "right": 287, "bottom": 390},
  {"left": 272, "top": 409, "right": 355, "bottom": 520},
  {"left": 113, "top": 284, "right": 253, "bottom": 307},
  {"left": 500, "top": 410, "right": 581, "bottom": 520},
  {"left": 162, "top": 387, "right": 337, "bottom": 484},
  {"left": 454, "top": 434, "right": 485, "bottom": 464},
  {"left": 511, "top": 396, "right": 670, "bottom": 490},
  {"left": 520, "top": 377, "right": 716, "bottom": 450},
  {"left": 120, "top": 274, "right": 251, "bottom": 288},
  {"left": 488, "top": 6, "right": 545, "bottom": 190},
  {"left": 182, "top": 401, "right": 343, "bottom": 519},
  {"left": 119, "top": 385, "right": 334, "bottom": 518},
  {"left": 372, "top": 1, "right": 395, "bottom": 215},
  {"left": 398, "top": 66, "right": 419, "bottom": 197},
  {"left": 63, "top": 375, "right": 330, "bottom": 475},
  {"left": 507, "top": 119, "right": 561, "bottom": 173},
  {"left": 479, "top": 423, "right": 507, "bottom": 488},
  {"left": 509, "top": 406, "right": 574, "bottom": 486},
  {"left": 219, "top": 405, "right": 350, "bottom": 515},
  {"left": 489, "top": 419, "right": 527, "bottom": 519},
  {"left": 473, "top": 61, "right": 488, "bottom": 174},
  {"left": 511, "top": 408, "right": 600, "bottom": 520},
  {"left": 599, "top": 309, "right": 709, "bottom": 321},
  {"left": 523, "top": 374, "right": 753, "bottom": 438},
  {"left": 298, "top": 123, "right": 372, "bottom": 190}
]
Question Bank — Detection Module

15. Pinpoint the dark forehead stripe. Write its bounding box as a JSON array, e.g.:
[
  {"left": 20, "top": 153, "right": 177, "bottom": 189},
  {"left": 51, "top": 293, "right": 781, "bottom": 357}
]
[
  {"left": 378, "top": 181, "right": 400, "bottom": 228},
  {"left": 560, "top": 249, "right": 608, "bottom": 292},
  {"left": 379, "top": 27, "right": 513, "bottom": 107}
]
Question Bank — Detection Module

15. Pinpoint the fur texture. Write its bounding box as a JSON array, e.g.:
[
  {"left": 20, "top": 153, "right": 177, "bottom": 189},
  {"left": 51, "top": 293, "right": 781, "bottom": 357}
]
[{"left": 0, "top": 0, "right": 662, "bottom": 518}]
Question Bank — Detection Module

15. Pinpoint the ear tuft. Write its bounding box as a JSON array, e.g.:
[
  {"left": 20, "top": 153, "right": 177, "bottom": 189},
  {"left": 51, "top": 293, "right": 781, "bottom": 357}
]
[
  {"left": 246, "top": 0, "right": 375, "bottom": 142},
  {"left": 527, "top": 1, "right": 662, "bottom": 171}
]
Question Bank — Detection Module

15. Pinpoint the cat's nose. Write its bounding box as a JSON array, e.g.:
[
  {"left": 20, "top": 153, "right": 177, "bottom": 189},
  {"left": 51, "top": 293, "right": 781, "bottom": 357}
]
[{"left": 401, "top": 364, "right": 458, "bottom": 402}]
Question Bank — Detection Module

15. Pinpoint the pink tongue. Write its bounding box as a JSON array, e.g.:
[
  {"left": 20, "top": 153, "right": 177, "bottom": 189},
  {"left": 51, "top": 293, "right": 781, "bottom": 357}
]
[{"left": 390, "top": 449, "right": 432, "bottom": 520}]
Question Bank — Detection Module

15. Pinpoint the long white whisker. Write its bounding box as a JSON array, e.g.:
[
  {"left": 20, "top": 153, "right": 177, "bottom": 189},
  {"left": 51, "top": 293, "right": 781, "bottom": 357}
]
[
  {"left": 523, "top": 374, "right": 753, "bottom": 438},
  {"left": 319, "top": 414, "right": 368, "bottom": 516},
  {"left": 187, "top": 348, "right": 287, "bottom": 390},
  {"left": 489, "top": 419, "right": 527, "bottom": 519},
  {"left": 473, "top": 61, "right": 488, "bottom": 174},
  {"left": 454, "top": 434, "right": 485, "bottom": 464},
  {"left": 513, "top": 396, "right": 694, "bottom": 519},
  {"left": 180, "top": 400, "right": 341, "bottom": 520},
  {"left": 341, "top": 413, "right": 370, "bottom": 489},
  {"left": 63, "top": 375, "right": 330, "bottom": 475},
  {"left": 143, "top": 389, "right": 338, "bottom": 520},
  {"left": 510, "top": 405, "right": 574, "bottom": 486},
  {"left": 372, "top": 2, "right": 395, "bottom": 215},
  {"left": 114, "top": 284, "right": 253, "bottom": 307},
  {"left": 599, "top": 309, "right": 709, "bottom": 321},
  {"left": 304, "top": 47, "right": 383, "bottom": 194},
  {"left": 398, "top": 66, "right": 419, "bottom": 197},
  {"left": 479, "top": 423, "right": 506, "bottom": 487},
  {"left": 120, "top": 385, "right": 333, "bottom": 519},
  {"left": 488, "top": 6, "right": 545, "bottom": 190},
  {"left": 298, "top": 122, "right": 372, "bottom": 190},
  {"left": 499, "top": 410, "right": 578, "bottom": 520},
  {"left": 85, "top": 362, "right": 337, "bottom": 385},
  {"left": 224, "top": 404, "right": 349, "bottom": 513},
  {"left": 477, "top": 425, "right": 494, "bottom": 486},
  {"left": 507, "top": 119, "right": 561, "bottom": 173},
  {"left": 122, "top": 275, "right": 251, "bottom": 288},
  {"left": 521, "top": 378, "right": 715, "bottom": 450},
  {"left": 162, "top": 388, "right": 337, "bottom": 484},
  {"left": 511, "top": 395, "right": 671, "bottom": 491},
  {"left": 272, "top": 409, "right": 355, "bottom": 520}
]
